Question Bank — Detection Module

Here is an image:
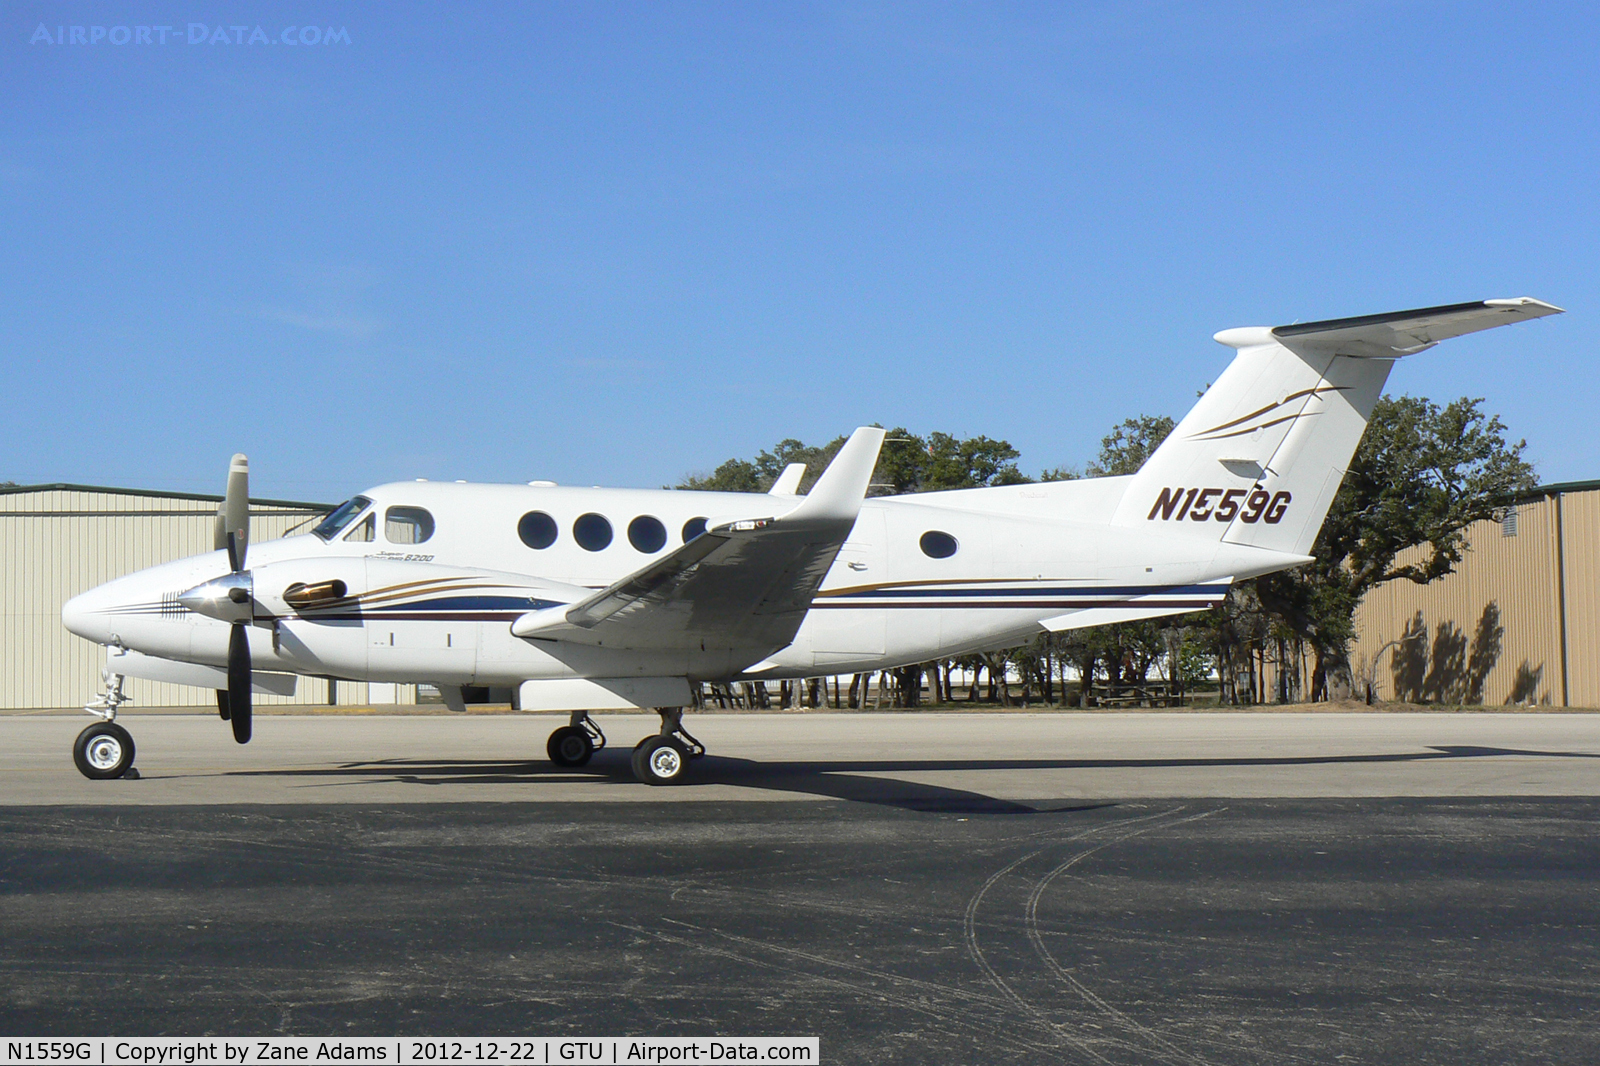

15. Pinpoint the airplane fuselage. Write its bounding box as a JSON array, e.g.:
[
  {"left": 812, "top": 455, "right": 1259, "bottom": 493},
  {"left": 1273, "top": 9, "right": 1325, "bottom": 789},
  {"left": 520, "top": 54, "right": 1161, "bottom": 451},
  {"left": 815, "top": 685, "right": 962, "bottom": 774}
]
[{"left": 62, "top": 475, "right": 1293, "bottom": 689}]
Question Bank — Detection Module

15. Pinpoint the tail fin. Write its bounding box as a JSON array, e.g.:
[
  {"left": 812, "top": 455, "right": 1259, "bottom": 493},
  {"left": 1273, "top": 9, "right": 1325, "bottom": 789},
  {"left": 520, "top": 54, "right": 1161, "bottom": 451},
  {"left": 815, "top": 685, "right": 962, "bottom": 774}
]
[{"left": 1111, "top": 298, "right": 1562, "bottom": 555}]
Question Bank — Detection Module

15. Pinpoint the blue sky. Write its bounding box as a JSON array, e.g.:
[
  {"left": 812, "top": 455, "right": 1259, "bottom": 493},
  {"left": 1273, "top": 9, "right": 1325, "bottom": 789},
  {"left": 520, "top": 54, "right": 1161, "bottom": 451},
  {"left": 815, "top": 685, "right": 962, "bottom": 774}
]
[{"left": 3, "top": 1, "right": 1594, "bottom": 502}]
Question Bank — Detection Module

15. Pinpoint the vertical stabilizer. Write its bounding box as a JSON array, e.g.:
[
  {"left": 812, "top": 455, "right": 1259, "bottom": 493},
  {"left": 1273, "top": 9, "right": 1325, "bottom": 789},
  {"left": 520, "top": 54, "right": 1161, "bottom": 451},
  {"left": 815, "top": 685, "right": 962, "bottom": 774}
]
[{"left": 1109, "top": 298, "right": 1561, "bottom": 557}]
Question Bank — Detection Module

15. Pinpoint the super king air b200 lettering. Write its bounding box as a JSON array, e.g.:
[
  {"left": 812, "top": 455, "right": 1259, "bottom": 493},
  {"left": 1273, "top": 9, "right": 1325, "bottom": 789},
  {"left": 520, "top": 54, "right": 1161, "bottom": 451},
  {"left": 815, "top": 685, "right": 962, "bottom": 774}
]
[{"left": 61, "top": 298, "right": 1563, "bottom": 784}]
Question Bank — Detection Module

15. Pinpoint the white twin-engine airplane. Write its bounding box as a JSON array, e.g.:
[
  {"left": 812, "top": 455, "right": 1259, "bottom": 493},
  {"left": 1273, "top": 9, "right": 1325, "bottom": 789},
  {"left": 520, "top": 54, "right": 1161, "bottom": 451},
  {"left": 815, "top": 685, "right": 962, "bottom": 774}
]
[{"left": 61, "top": 298, "right": 1561, "bottom": 784}]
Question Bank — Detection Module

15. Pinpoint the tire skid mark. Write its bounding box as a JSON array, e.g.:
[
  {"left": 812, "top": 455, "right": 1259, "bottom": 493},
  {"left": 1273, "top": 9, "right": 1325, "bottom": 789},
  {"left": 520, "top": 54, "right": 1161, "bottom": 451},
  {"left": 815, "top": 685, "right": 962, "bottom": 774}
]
[
  {"left": 1023, "top": 808, "right": 1228, "bottom": 1066},
  {"left": 962, "top": 807, "right": 1198, "bottom": 1063},
  {"left": 612, "top": 918, "right": 1060, "bottom": 1056},
  {"left": 16, "top": 822, "right": 935, "bottom": 927},
  {"left": 654, "top": 916, "right": 1016, "bottom": 1012}
]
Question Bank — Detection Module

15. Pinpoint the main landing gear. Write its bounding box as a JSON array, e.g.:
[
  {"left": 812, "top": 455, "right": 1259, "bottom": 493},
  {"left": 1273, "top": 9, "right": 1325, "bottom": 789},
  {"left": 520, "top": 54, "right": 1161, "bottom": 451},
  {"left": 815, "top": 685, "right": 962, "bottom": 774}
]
[
  {"left": 630, "top": 707, "right": 706, "bottom": 786},
  {"left": 546, "top": 711, "right": 607, "bottom": 768},
  {"left": 73, "top": 672, "right": 138, "bottom": 781},
  {"left": 545, "top": 707, "right": 706, "bottom": 785}
]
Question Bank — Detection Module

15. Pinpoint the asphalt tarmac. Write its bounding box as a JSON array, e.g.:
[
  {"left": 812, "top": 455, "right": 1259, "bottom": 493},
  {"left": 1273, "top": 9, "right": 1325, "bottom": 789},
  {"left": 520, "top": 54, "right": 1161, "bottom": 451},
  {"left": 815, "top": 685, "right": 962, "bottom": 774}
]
[
  {"left": 5, "top": 711, "right": 1600, "bottom": 804},
  {"left": 3, "top": 713, "right": 1598, "bottom": 1064}
]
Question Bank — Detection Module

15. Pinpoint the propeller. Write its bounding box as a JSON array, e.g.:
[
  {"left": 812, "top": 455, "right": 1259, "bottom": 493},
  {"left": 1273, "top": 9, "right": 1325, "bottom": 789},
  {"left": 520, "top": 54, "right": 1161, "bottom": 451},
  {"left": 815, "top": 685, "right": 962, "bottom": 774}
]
[{"left": 196, "top": 455, "right": 254, "bottom": 743}]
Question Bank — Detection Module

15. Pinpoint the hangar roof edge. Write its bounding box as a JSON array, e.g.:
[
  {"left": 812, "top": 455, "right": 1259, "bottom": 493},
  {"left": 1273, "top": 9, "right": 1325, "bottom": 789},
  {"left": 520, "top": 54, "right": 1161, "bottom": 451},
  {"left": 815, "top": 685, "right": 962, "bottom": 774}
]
[
  {"left": 1517, "top": 479, "right": 1600, "bottom": 502},
  {"left": 0, "top": 482, "right": 332, "bottom": 511}
]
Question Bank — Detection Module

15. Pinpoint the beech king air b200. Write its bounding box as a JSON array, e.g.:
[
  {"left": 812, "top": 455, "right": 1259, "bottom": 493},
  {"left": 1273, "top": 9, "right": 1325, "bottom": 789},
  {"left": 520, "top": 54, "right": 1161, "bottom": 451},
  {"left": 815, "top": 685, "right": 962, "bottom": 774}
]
[{"left": 61, "top": 298, "right": 1562, "bottom": 784}]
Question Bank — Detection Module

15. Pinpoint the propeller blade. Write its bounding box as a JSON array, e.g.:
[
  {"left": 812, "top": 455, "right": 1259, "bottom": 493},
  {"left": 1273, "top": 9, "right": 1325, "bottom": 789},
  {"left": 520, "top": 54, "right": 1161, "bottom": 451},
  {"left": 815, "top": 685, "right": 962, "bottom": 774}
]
[
  {"left": 214, "top": 454, "right": 250, "bottom": 570},
  {"left": 227, "top": 623, "right": 252, "bottom": 744},
  {"left": 215, "top": 689, "right": 230, "bottom": 721}
]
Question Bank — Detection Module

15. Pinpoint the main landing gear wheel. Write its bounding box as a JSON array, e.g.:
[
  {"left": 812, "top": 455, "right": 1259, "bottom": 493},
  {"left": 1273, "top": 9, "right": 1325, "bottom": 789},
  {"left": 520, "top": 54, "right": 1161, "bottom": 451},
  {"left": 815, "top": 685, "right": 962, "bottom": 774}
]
[
  {"left": 630, "top": 706, "right": 706, "bottom": 785},
  {"left": 632, "top": 736, "right": 689, "bottom": 786},
  {"left": 547, "top": 711, "right": 606, "bottom": 768},
  {"left": 73, "top": 722, "right": 136, "bottom": 780},
  {"left": 547, "top": 726, "right": 595, "bottom": 767}
]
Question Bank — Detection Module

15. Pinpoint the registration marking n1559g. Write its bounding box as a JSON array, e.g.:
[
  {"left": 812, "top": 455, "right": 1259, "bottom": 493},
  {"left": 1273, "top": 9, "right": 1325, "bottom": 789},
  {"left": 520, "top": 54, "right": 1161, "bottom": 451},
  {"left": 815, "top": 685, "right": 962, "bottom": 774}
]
[{"left": 1148, "top": 487, "right": 1290, "bottom": 523}]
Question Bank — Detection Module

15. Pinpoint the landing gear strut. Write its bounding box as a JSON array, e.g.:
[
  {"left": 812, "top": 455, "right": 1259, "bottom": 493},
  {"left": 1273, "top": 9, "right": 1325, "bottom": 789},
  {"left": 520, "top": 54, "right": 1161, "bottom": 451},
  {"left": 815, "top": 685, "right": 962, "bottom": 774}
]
[
  {"left": 631, "top": 707, "right": 705, "bottom": 786},
  {"left": 547, "top": 711, "right": 607, "bottom": 768},
  {"left": 74, "top": 672, "right": 138, "bottom": 780}
]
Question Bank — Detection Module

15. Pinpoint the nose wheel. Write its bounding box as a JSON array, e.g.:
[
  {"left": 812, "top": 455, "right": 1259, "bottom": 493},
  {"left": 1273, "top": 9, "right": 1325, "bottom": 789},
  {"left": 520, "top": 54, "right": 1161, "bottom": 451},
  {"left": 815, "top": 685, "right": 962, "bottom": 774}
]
[
  {"left": 74, "top": 671, "right": 138, "bottom": 780},
  {"left": 73, "top": 721, "right": 137, "bottom": 780}
]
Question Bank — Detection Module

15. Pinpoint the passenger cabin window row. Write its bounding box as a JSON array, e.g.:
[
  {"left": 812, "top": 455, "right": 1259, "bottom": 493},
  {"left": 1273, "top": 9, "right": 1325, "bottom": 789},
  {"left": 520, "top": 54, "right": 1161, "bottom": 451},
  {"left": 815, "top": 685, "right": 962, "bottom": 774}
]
[
  {"left": 313, "top": 497, "right": 963, "bottom": 560},
  {"left": 518, "top": 511, "right": 710, "bottom": 553}
]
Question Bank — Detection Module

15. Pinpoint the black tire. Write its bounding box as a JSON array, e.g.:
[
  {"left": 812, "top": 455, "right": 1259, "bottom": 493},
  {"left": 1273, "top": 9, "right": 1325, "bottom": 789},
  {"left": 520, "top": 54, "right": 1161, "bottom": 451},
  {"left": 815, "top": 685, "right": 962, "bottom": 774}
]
[
  {"left": 547, "top": 725, "right": 595, "bottom": 768},
  {"left": 73, "top": 722, "right": 135, "bottom": 780},
  {"left": 632, "top": 736, "right": 689, "bottom": 786}
]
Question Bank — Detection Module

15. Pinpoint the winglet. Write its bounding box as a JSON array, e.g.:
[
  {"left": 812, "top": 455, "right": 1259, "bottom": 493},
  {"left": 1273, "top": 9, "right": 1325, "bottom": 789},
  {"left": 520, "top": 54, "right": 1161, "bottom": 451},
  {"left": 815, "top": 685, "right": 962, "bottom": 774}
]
[
  {"left": 783, "top": 427, "right": 885, "bottom": 523},
  {"left": 768, "top": 463, "right": 806, "bottom": 496}
]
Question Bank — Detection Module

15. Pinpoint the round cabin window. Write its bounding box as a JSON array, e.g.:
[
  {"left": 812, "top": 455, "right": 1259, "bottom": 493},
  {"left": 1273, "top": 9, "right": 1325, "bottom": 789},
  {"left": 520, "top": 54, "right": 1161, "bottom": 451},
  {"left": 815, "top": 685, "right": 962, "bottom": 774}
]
[
  {"left": 682, "top": 516, "right": 708, "bottom": 543},
  {"left": 518, "top": 511, "right": 558, "bottom": 550},
  {"left": 628, "top": 515, "right": 668, "bottom": 553},
  {"left": 573, "top": 513, "right": 613, "bottom": 551},
  {"left": 919, "top": 530, "right": 959, "bottom": 559}
]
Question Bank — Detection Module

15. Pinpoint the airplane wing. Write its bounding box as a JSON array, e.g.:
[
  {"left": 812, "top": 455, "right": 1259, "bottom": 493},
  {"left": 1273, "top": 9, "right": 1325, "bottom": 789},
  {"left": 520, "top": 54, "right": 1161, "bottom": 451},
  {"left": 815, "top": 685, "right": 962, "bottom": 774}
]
[
  {"left": 510, "top": 428, "right": 886, "bottom": 660},
  {"left": 1269, "top": 297, "right": 1562, "bottom": 359}
]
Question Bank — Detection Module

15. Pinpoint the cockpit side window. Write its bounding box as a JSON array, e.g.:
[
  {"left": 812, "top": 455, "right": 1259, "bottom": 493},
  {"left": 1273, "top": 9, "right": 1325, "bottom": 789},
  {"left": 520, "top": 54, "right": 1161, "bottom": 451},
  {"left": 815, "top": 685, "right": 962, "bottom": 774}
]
[
  {"left": 313, "top": 496, "right": 372, "bottom": 541},
  {"left": 385, "top": 506, "right": 435, "bottom": 545},
  {"left": 343, "top": 514, "right": 375, "bottom": 542}
]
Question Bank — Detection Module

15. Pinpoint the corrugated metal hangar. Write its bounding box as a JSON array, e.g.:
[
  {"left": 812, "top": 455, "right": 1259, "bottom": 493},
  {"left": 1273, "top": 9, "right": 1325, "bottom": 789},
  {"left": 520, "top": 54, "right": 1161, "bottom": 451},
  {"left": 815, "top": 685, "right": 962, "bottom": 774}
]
[
  {"left": 5, "top": 479, "right": 1597, "bottom": 710},
  {"left": 1, "top": 484, "right": 396, "bottom": 710},
  {"left": 1351, "top": 480, "right": 1600, "bottom": 707}
]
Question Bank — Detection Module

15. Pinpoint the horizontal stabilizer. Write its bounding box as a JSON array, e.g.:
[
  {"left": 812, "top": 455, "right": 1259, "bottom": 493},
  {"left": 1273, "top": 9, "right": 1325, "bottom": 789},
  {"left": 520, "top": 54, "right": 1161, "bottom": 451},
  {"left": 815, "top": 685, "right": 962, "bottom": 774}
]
[
  {"left": 1215, "top": 297, "right": 1563, "bottom": 359},
  {"left": 1040, "top": 580, "right": 1230, "bottom": 632}
]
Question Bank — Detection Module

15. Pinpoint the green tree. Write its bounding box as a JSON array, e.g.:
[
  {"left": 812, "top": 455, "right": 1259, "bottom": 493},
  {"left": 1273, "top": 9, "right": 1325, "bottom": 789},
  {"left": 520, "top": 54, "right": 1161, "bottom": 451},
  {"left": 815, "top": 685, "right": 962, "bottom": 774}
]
[
  {"left": 680, "top": 428, "right": 1030, "bottom": 496},
  {"left": 677, "top": 437, "right": 847, "bottom": 492},
  {"left": 1086, "top": 415, "right": 1176, "bottom": 476}
]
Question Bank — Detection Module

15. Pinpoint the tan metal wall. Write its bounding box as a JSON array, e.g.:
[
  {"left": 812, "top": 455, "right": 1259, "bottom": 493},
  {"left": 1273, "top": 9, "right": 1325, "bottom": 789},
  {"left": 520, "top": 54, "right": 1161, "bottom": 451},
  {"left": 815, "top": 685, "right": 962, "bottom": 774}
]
[
  {"left": 1558, "top": 489, "right": 1600, "bottom": 707},
  {"left": 1351, "top": 485, "right": 1599, "bottom": 707},
  {"left": 0, "top": 487, "right": 381, "bottom": 709}
]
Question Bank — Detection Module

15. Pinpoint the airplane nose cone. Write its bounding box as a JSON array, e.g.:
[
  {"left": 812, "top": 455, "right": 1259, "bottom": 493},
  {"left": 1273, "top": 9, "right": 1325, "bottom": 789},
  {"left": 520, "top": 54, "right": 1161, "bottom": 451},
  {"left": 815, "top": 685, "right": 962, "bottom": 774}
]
[{"left": 62, "top": 587, "right": 114, "bottom": 643}]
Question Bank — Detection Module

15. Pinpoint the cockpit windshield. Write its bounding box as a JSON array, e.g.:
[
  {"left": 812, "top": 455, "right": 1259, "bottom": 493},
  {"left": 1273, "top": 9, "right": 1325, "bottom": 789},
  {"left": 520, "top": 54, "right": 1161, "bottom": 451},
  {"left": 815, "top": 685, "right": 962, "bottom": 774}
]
[{"left": 312, "top": 496, "right": 372, "bottom": 541}]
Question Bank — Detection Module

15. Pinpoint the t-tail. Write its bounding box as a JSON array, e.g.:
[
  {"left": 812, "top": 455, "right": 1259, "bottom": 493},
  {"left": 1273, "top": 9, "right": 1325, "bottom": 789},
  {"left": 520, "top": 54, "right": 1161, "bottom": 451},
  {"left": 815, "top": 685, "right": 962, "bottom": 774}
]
[{"left": 1111, "top": 298, "right": 1562, "bottom": 556}]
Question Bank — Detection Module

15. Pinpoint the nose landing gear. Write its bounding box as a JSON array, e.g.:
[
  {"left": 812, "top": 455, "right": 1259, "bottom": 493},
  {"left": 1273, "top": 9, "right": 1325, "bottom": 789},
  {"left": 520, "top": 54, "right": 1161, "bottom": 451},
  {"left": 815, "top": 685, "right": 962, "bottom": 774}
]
[
  {"left": 74, "top": 721, "right": 136, "bottom": 780},
  {"left": 74, "top": 672, "right": 138, "bottom": 780}
]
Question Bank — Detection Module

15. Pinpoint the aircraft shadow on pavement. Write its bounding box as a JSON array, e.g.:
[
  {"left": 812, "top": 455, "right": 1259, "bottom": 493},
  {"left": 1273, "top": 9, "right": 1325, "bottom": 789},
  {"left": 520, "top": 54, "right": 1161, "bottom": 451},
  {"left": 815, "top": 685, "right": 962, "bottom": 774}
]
[
  {"left": 227, "top": 743, "right": 1597, "bottom": 815},
  {"left": 234, "top": 754, "right": 1088, "bottom": 815}
]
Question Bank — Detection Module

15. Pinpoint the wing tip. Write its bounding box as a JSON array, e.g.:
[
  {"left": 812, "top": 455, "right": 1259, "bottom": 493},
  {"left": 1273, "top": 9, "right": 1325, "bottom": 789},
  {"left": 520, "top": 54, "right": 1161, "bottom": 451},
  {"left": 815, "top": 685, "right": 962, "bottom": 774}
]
[{"left": 1484, "top": 296, "right": 1564, "bottom": 315}]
